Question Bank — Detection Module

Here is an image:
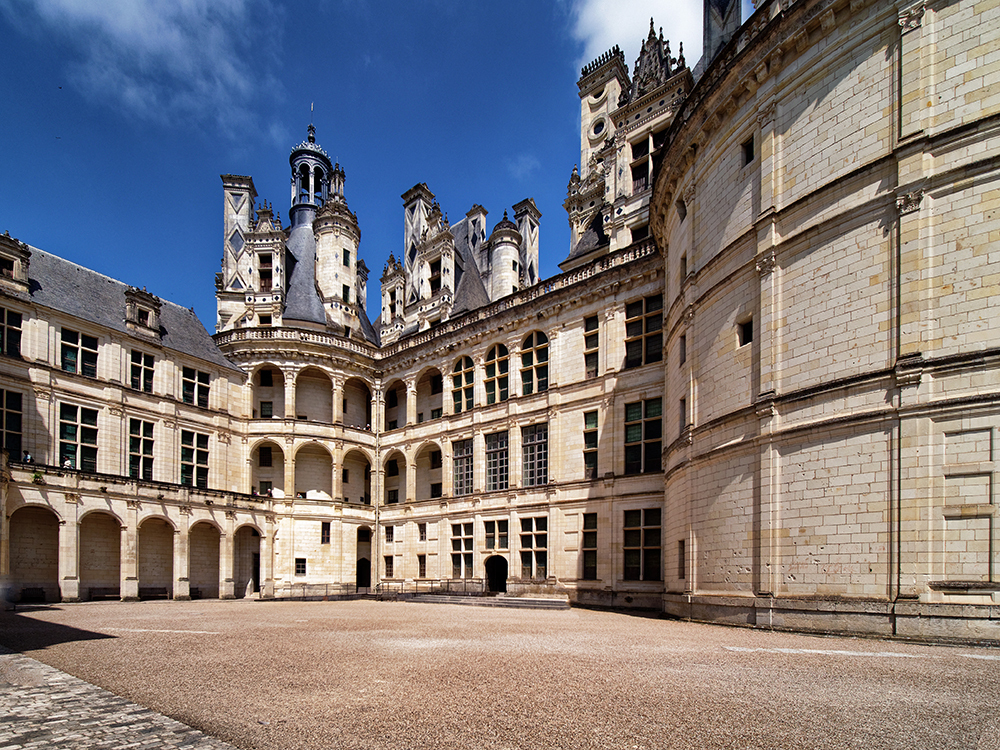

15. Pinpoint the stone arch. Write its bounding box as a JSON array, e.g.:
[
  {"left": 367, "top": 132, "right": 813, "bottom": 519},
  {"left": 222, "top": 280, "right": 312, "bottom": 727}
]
[
  {"left": 252, "top": 363, "right": 285, "bottom": 419},
  {"left": 356, "top": 525, "right": 372, "bottom": 589},
  {"left": 342, "top": 377, "right": 372, "bottom": 429},
  {"left": 251, "top": 438, "right": 285, "bottom": 497},
  {"left": 383, "top": 378, "right": 407, "bottom": 431},
  {"left": 415, "top": 366, "right": 444, "bottom": 422},
  {"left": 188, "top": 520, "right": 221, "bottom": 599},
  {"left": 382, "top": 449, "right": 406, "bottom": 505},
  {"left": 294, "top": 441, "right": 334, "bottom": 499},
  {"left": 485, "top": 554, "right": 508, "bottom": 593},
  {"left": 8, "top": 505, "right": 60, "bottom": 603},
  {"left": 79, "top": 510, "right": 121, "bottom": 600},
  {"left": 295, "top": 366, "right": 333, "bottom": 423},
  {"left": 414, "top": 440, "right": 443, "bottom": 502},
  {"left": 138, "top": 516, "right": 174, "bottom": 599},
  {"left": 342, "top": 448, "right": 372, "bottom": 505},
  {"left": 234, "top": 524, "right": 261, "bottom": 598}
]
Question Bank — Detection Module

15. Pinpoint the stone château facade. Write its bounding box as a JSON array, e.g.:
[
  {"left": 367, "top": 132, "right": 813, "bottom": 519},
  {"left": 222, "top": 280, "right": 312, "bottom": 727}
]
[{"left": 1, "top": 0, "right": 998, "bottom": 641}]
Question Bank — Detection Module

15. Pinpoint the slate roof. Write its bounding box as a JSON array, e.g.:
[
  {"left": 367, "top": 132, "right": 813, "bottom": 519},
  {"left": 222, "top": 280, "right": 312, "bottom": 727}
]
[
  {"left": 562, "top": 208, "right": 610, "bottom": 265},
  {"left": 25, "top": 247, "right": 240, "bottom": 372},
  {"left": 448, "top": 216, "right": 491, "bottom": 315},
  {"left": 281, "top": 210, "right": 328, "bottom": 326}
]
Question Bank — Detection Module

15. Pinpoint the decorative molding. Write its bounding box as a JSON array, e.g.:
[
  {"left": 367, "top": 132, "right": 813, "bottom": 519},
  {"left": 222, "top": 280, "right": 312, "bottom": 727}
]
[
  {"left": 126, "top": 499, "right": 141, "bottom": 510},
  {"left": 895, "top": 190, "right": 923, "bottom": 215},
  {"left": 898, "top": 1, "right": 925, "bottom": 31},
  {"left": 756, "top": 249, "right": 777, "bottom": 277},
  {"left": 179, "top": 505, "right": 193, "bottom": 516},
  {"left": 684, "top": 305, "right": 696, "bottom": 324},
  {"left": 108, "top": 406, "right": 125, "bottom": 417},
  {"left": 217, "top": 431, "right": 232, "bottom": 445},
  {"left": 756, "top": 99, "right": 777, "bottom": 129},
  {"left": 225, "top": 510, "right": 237, "bottom": 520},
  {"left": 820, "top": 9, "right": 836, "bottom": 31}
]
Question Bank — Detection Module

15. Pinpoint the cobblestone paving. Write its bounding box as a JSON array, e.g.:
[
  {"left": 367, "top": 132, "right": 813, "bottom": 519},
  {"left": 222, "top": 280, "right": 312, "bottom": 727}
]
[{"left": 0, "top": 647, "right": 238, "bottom": 750}]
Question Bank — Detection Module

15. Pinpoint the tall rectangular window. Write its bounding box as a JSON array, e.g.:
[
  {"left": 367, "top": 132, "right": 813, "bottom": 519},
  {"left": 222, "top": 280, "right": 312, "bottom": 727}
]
[
  {"left": 182, "top": 367, "right": 210, "bottom": 408},
  {"left": 59, "top": 403, "right": 98, "bottom": 472},
  {"left": 519, "top": 516, "right": 547, "bottom": 579},
  {"left": 679, "top": 334, "right": 687, "bottom": 365},
  {"left": 623, "top": 508, "right": 661, "bottom": 581},
  {"left": 343, "top": 248, "right": 351, "bottom": 267},
  {"left": 259, "top": 445, "right": 272, "bottom": 467},
  {"left": 60, "top": 329, "right": 98, "bottom": 377},
  {"left": 485, "top": 519, "right": 508, "bottom": 550},
  {"left": 0, "top": 307, "right": 22, "bottom": 357},
  {"left": 678, "top": 539, "right": 686, "bottom": 580},
  {"left": 452, "top": 357, "right": 474, "bottom": 414},
  {"left": 321, "top": 521, "right": 331, "bottom": 545},
  {"left": 583, "top": 411, "right": 598, "bottom": 480},
  {"left": 624, "top": 294, "right": 663, "bottom": 369},
  {"left": 130, "top": 350, "right": 154, "bottom": 393},
  {"left": 418, "top": 554, "right": 427, "bottom": 578},
  {"left": 451, "top": 522, "right": 473, "bottom": 578},
  {"left": 584, "top": 315, "right": 599, "bottom": 379},
  {"left": 0, "top": 389, "right": 23, "bottom": 456},
  {"left": 386, "top": 489, "right": 399, "bottom": 504},
  {"left": 342, "top": 284, "right": 350, "bottom": 303},
  {"left": 260, "top": 401, "right": 273, "bottom": 418},
  {"left": 180, "top": 429, "right": 209, "bottom": 488},
  {"left": 295, "top": 558, "right": 307, "bottom": 576},
  {"left": 419, "top": 522, "right": 427, "bottom": 542},
  {"left": 128, "top": 418, "right": 154, "bottom": 481},
  {"left": 522, "top": 423, "right": 548, "bottom": 487},
  {"left": 385, "top": 525, "right": 394, "bottom": 543},
  {"left": 624, "top": 398, "right": 662, "bottom": 475},
  {"left": 485, "top": 431, "right": 508, "bottom": 492},
  {"left": 582, "top": 513, "right": 598, "bottom": 580},
  {"left": 453, "top": 439, "right": 473, "bottom": 496}
]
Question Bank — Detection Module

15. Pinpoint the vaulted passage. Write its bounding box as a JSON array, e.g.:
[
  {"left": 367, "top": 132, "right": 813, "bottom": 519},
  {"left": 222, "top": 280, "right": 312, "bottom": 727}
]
[
  {"left": 189, "top": 522, "right": 220, "bottom": 599},
  {"left": 138, "top": 518, "right": 173, "bottom": 599},
  {"left": 9, "top": 506, "right": 59, "bottom": 603},
  {"left": 80, "top": 512, "right": 121, "bottom": 600},
  {"left": 234, "top": 526, "right": 261, "bottom": 598}
]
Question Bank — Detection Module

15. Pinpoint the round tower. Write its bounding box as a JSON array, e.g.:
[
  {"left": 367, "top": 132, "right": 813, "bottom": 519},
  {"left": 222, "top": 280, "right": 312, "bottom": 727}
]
[{"left": 488, "top": 211, "right": 522, "bottom": 299}]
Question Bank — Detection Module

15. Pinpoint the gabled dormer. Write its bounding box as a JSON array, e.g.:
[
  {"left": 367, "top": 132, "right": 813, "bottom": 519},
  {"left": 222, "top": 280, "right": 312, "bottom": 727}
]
[
  {"left": 124, "top": 287, "right": 162, "bottom": 340},
  {"left": 0, "top": 232, "right": 31, "bottom": 296}
]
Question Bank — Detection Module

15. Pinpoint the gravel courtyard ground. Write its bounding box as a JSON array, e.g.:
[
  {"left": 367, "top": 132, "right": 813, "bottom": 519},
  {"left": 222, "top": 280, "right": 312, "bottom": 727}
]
[{"left": 1, "top": 599, "right": 998, "bottom": 750}]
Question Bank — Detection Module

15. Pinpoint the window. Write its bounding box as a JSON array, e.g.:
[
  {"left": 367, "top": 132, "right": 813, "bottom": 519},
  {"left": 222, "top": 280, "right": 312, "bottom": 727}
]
[
  {"left": 430, "top": 374, "right": 443, "bottom": 394},
  {"left": 386, "top": 389, "right": 398, "bottom": 408},
  {"left": 430, "top": 482, "right": 442, "bottom": 498},
  {"left": 624, "top": 508, "right": 661, "bottom": 581},
  {"left": 680, "top": 255, "right": 687, "bottom": 280},
  {"left": 128, "top": 419, "right": 154, "bottom": 481},
  {"left": 386, "top": 489, "right": 399, "bottom": 504},
  {"left": 679, "top": 397, "right": 687, "bottom": 436},
  {"left": 452, "top": 356, "right": 474, "bottom": 413},
  {"left": 321, "top": 521, "right": 331, "bottom": 545},
  {"left": 584, "top": 411, "right": 598, "bottom": 480},
  {"left": 738, "top": 318, "right": 753, "bottom": 347},
  {"left": 182, "top": 367, "right": 210, "bottom": 408},
  {"left": 584, "top": 316, "right": 599, "bottom": 379},
  {"left": 259, "top": 445, "right": 272, "bottom": 467},
  {"left": 742, "top": 135, "right": 755, "bottom": 166},
  {"left": 386, "top": 459, "right": 399, "bottom": 476},
  {"left": 130, "top": 350, "right": 154, "bottom": 393},
  {"left": 0, "top": 307, "right": 22, "bottom": 357},
  {"left": 485, "top": 344, "right": 509, "bottom": 404},
  {"left": 582, "top": 513, "right": 598, "bottom": 580},
  {"left": 180, "top": 430, "right": 209, "bottom": 488},
  {"left": 258, "top": 480, "right": 272, "bottom": 496},
  {"left": 430, "top": 450, "right": 442, "bottom": 469},
  {"left": 259, "top": 368, "right": 273, "bottom": 387},
  {"left": 0, "top": 389, "right": 22, "bottom": 456},
  {"left": 384, "top": 555, "right": 395, "bottom": 577},
  {"left": 419, "top": 523, "right": 427, "bottom": 542},
  {"left": 418, "top": 554, "right": 427, "bottom": 578},
  {"left": 522, "top": 423, "right": 548, "bottom": 487},
  {"left": 678, "top": 539, "right": 686, "bottom": 579},
  {"left": 625, "top": 295, "right": 663, "bottom": 368},
  {"left": 342, "top": 284, "right": 350, "bottom": 304},
  {"left": 60, "top": 330, "right": 98, "bottom": 377},
  {"left": 631, "top": 163, "right": 649, "bottom": 193},
  {"left": 624, "top": 398, "right": 662, "bottom": 474},
  {"left": 259, "top": 254, "right": 272, "bottom": 291},
  {"left": 431, "top": 407, "right": 443, "bottom": 420},
  {"left": 452, "top": 522, "right": 473, "bottom": 578},
  {"left": 519, "top": 517, "right": 547, "bottom": 579},
  {"left": 387, "top": 420, "right": 397, "bottom": 430},
  {"left": 520, "top": 332, "right": 549, "bottom": 395},
  {"left": 679, "top": 334, "right": 687, "bottom": 365},
  {"left": 385, "top": 526, "right": 394, "bottom": 543},
  {"left": 343, "top": 248, "right": 351, "bottom": 267},
  {"left": 485, "top": 520, "right": 508, "bottom": 550},
  {"left": 453, "top": 439, "right": 473, "bottom": 496},
  {"left": 295, "top": 558, "right": 307, "bottom": 576},
  {"left": 342, "top": 468, "right": 349, "bottom": 483},
  {"left": 259, "top": 315, "right": 272, "bottom": 326},
  {"left": 59, "top": 403, "right": 98, "bottom": 472},
  {"left": 260, "top": 401, "right": 273, "bottom": 419},
  {"left": 485, "top": 431, "right": 509, "bottom": 492},
  {"left": 430, "top": 259, "right": 442, "bottom": 294}
]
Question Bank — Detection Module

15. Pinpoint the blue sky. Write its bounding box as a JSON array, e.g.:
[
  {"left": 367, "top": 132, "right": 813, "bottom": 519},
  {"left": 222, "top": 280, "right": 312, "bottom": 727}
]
[{"left": 0, "top": 0, "right": 716, "bottom": 331}]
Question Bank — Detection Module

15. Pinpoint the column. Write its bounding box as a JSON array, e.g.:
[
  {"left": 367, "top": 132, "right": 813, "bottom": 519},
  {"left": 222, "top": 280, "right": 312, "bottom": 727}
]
[
  {"left": 120, "top": 504, "right": 139, "bottom": 601},
  {"left": 220, "top": 512, "right": 236, "bottom": 599},
  {"left": 284, "top": 369, "right": 297, "bottom": 419},
  {"left": 284, "top": 440, "right": 295, "bottom": 497},
  {"left": 406, "top": 378, "right": 418, "bottom": 426},
  {"left": 332, "top": 380, "right": 343, "bottom": 424},
  {"left": 173, "top": 509, "right": 191, "bottom": 600},
  {"left": 260, "top": 517, "right": 274, "bottom": 599},
  {"left": 58, "top": 511, "right": 81, "bottom": 602},
  {"left": 406, "top": 457, "right": 417, "bottom": 504}
]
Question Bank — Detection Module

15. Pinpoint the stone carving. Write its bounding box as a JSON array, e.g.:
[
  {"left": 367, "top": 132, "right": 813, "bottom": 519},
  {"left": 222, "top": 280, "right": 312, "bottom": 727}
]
[
  {"left": 898, "top": 1, "right": 925, "bottom": 31},
  {"left": 756, "top": 249, "right": 777, "bottom": 277},
  {"left": 895, "top": 190, "right": 923, "bottom": 215}
]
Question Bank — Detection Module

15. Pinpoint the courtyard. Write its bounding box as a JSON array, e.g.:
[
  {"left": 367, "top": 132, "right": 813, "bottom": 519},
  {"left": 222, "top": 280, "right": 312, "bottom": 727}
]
[{"left": 1, "top": 599, "right": 998, "bottom": 749}]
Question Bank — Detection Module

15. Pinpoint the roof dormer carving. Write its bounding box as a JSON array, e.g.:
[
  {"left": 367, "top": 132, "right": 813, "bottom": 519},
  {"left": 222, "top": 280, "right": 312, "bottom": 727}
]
[
  {"left": 124, "top": 286, "right": 162, "bottom": 340},
  {"left": 0, "top": 232, "right": 32, "bottom": 296}
]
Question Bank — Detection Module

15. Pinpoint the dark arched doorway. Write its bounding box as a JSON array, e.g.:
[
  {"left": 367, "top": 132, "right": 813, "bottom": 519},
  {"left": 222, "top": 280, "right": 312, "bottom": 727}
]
[
  {"left": 356, "top": 526, "right": 371, "bottom": 590},
  {"left": 485, "top": 555, "right": 508, "bottom": 593}
]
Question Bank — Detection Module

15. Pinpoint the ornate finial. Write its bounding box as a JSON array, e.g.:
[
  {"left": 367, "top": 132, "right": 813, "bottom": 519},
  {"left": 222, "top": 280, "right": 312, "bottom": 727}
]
[
  {"left": 678, "top": 42, "right": 685, "bottom": 68},
  {"left": 307, "top": 123, "right": 316, "bottom": 143},
  {"left": 649, "top": 17, "right": 655, "bottom": 35}
]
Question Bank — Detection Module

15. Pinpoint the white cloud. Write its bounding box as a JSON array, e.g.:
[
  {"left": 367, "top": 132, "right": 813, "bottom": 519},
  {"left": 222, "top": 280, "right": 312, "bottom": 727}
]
[
  {"left": 507, "top": 153, "right": 541, "bottom": 181},
  {"left": 568, "top": 0, "right": 704, "bottom": 75},
  {"left": 0, "top": 0, "right": 283, "bottom": 138}
]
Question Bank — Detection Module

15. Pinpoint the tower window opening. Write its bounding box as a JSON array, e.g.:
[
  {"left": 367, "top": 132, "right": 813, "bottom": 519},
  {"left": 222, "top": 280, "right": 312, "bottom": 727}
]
[{"left": 430, "top": 259, "right": 442, "bottom": 294}]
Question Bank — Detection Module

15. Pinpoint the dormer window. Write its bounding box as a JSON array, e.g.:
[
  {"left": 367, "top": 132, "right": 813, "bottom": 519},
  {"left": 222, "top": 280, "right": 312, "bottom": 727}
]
[
  {"left": 124, "top": 287, "right": 162, "bottom": 340},
  {"left": 0, "top": 232, "right": 31, "bottom": 294},
  {"left": 429, "top": 258, "right": 442, "bottom": 294}
]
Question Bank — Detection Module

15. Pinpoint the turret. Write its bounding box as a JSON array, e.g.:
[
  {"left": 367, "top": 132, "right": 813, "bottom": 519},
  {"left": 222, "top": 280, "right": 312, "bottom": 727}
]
[
  {"left": 315, "top": 159, "right": 362, "bottom": 335},
  {"left": 488, "top": 211, "right": 522, "bottom": 299},
  {"left": 401, "top": 184, "right": 435, "bottom": 309},
  {"left": 380, "top": 254, "right": 405, "bottom": 344},
  {"left": 513, "top": 198, "right": 541, "bottom": 288}
]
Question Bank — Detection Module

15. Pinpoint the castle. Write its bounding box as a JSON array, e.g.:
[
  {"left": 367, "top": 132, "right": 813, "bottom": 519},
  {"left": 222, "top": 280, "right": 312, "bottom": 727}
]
[{"left": 2, "top": 0, "right": 999, "bottom": 641}]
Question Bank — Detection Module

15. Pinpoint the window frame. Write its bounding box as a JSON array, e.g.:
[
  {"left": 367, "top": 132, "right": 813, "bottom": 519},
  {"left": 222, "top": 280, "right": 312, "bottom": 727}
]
[
  {"left": 520, "top": 331, "right": 549, "bottom": 396},
  {"left": 624, "top": 295, "right": 663, "bottom": 369},
  {"left": 522, "top": 423, "right": 548, "bottom": 487},
  {"left": 485, "top": 344, "right": 509, "bottom": 404},
  {"left": 485, "top": 431, "right": 509, "bottom": 492},
  {"left": 128, "top": 418, "right": 154, "bottom": 481}
]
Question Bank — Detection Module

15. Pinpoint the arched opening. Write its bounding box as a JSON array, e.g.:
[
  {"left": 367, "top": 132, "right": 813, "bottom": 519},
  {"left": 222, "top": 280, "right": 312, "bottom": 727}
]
[
  {"left": 414, "top": 442, "right": 443, "bottom": 501},
  {"left": 312, "top": 166, "right": 326, "bottom": 205},
  {"left": 252, "top": 440, "right": 284, "bottom": 497},
  {"left": 234, "top": 526, "right": 261, "bottom": 598},
  {"left": 452, "top": 356, "right": 474, "bottom": 414},
  {"left": 295, "top": 367, "right": 333, "bottom": 423},
  {"left": 342, "top": 449, "right": 371, "bottom": 505},
  {"left": 485, "top": 344, "right": 510, "bottom": 404},
  {"left": 383, "top": 379, "right": 406, "bottom": 431},
  {"left": 189, "top": 521, "right": 221, "bottom": 599},
  {"left": 520, "top": 331, "right": 549, "bottom": 395},
  {"left": 9, "top": 506, "right": 60, "bottom": 603},
  {"left": 383, "top": 450, "right": 405, "bottom": 505},
  {"left": 80, "top": 512, "right": 121, "bottom": 600},
  {"left": 294, "top": 443, "right": 333, "bottom": 499},
  {"left": 485, "top": 555, "right": 508, "bottom": 594},
  {"left": 356, "top": 526, "right": 371, "bottom": 589},
  {"left": 342, "top": 377, "right": 372, "bottom": 429},
  {"left": 297, "top": 163, "right": 311, "bottom": 204},
  {"left": 415, "top": 368, "right": 444, "bottom": 422},
  {"left": 253, "top": 365, "right": 285, "bottom": 419},
  {"left": 138, "top": 518, "right": 173, "bottom": 599}
]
